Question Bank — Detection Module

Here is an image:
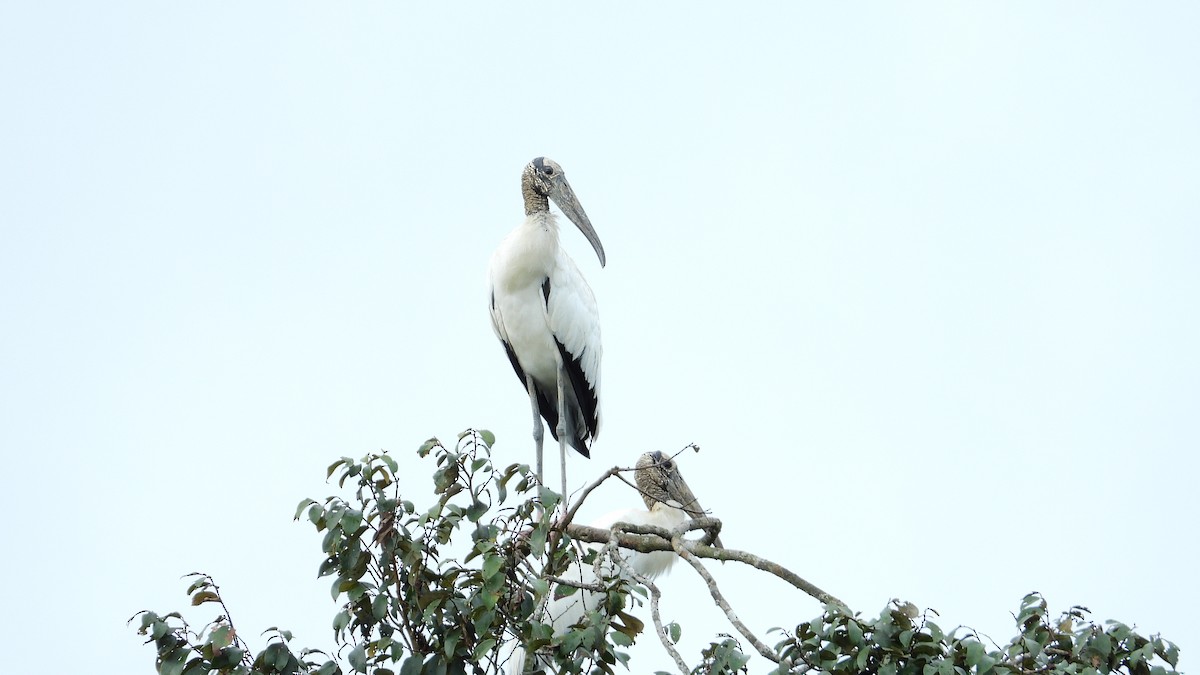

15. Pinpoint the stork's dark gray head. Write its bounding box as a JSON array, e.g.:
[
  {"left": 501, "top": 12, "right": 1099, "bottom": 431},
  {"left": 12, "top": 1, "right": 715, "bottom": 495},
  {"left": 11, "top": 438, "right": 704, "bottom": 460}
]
[
  {"left": 522, "top": 157, "right": 606, "bottom": 268},
  {"left": 634, "top": 451, "right": 721, "bottom": 550}
]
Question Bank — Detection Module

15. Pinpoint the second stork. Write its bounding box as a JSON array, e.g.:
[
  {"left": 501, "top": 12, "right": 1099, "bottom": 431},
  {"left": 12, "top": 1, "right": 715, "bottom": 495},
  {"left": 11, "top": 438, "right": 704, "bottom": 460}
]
[{"left": 488, "top": 157, "right": 605, "bottom": 498}]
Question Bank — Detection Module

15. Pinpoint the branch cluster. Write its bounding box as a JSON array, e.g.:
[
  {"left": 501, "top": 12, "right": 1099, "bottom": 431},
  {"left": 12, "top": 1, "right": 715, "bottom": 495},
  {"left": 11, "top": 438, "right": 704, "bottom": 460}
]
[{"left": 130, "top": 429, "right": 1183, "bottom": 675}]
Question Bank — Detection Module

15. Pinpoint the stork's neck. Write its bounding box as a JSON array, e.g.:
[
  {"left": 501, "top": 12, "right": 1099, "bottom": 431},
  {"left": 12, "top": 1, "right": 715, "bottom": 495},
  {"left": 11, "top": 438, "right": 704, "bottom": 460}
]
[
  {"left": 522, "top": 181, "right": 549, "bottom": 216},
  {"left": 520, "top": 210, "right": 559, "bottom": 236}
]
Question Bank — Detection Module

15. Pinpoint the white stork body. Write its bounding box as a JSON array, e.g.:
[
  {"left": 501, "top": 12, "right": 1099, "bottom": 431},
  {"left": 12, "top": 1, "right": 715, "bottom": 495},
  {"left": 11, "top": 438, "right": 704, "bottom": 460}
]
[
  {"left": 489, "top": 158, "right": 604, "bottom": 496},
  {"left": 507, "top": 452, "right": 720, "bottom": 674},
  {"left": 489, "top": 210, "right": 602, "bottom": 445}
]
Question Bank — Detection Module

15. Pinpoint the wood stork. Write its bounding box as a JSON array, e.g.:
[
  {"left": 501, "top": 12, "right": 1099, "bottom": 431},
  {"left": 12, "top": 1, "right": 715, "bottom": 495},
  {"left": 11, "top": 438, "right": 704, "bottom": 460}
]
[
  {"left": 508, "top": 451, "right": 720, "bottom": 674},
  {"left": 489, "top": 157, "right": 605, "bottom": 497}
]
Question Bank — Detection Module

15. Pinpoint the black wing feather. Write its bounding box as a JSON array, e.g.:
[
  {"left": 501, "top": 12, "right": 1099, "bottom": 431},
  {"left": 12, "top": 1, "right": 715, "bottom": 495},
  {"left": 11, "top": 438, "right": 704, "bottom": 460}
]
[
  {"left": 496, "top": 279, "right": 597, "bottom": 459},
  {"left": 500, "top": 339, "right": 559, "bottom": 438},
  {"left": 553, "top": 337, "right": 598, "bottom": 458},
  {"left": 543, "top": 278, "right": 597, "bottom": 458}
]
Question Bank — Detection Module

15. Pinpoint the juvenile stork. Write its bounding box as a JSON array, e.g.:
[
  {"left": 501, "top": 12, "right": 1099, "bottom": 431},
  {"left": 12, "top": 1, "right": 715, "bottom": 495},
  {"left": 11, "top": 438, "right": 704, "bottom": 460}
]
[
  {"left": 489, "top": 157, "right": 605, "bottom": 497},
  {"left": 508, "top": 451, "right": 721, "bottom": 674}
]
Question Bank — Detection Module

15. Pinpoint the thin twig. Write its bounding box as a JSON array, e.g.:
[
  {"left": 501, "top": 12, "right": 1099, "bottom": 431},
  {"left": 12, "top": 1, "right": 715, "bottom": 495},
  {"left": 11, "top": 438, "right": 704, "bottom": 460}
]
[
  {"left": 184, "top": 573, "right": 253, "bottom": 666},
  {"left": 544, "top": 575, "right": 607, "bottom": 594},
  {"left": 560, "top": 464, "right": 625, "bottom": 531},
  {"left": 548, "top": 463, "right": 634, "bottom": 556}
]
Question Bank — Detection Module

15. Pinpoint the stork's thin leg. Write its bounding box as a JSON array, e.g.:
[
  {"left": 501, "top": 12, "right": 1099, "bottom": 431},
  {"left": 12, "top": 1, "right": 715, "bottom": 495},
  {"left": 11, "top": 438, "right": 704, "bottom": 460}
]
[
  {"left": 526, "top": 373, "right": 544, "bottom": 484},
  {"left": 556, "top": 364, "right": 568, "bottom": 500}
]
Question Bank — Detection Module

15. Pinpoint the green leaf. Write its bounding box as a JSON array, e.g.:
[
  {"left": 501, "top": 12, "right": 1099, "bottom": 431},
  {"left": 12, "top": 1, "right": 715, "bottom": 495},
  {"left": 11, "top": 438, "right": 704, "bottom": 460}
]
[
  {"left": 529, "top": 524, "right": 546, "bottom": 554},
  {"left": 553, "top": 583, "right": 579, "bottom": 601},
  {"left": 422, "top": 655, "right": 447, "bottom": 675},
  {"left": 318, "top": 556, "right": 338, "bottom": 578},
  {"left": 263, "top": 643, "right": 289, "bottom": 670},
  {"left": 400, "top": 655, "right": 424, "bottom": 675},
  {"left": 479, "top": 429, "right": 496, "bottom": 445},
  {"left": 668, "top": 622, "right": 681, "bottom": 644},
  {"left": 615, "top": 611, "right": 644, "bottom": 637},
  {"left": 138, "top": 611, "right": 159, "bottom": 631},
  {"left": 293, "top": 498, "right": 317, "bottom": 520},
  {"left": 332, "top": 610, "right": 351, "bottom": 634},
  {"left": 537, "top": 486, "right": 560, "bottom": 510},
  {"left": 473, "top": 638, "right": 496, "bottom": 661},
  {"left": 348, "top": 644, "right": 366, "bottom": 673},
  {"left": 210, "top": 625, "right": 234, "bottom": 650},
  {"left": 847, "top": 619, "right": 864, "bottom": 646},
  {"left": 482, "top": 554, "right": 503, "bottom": 580},
  {"left": 342, "top": 508, "right": 363, "bottom": 534},
  {"left": 211, "top": 646, "right": 243, "bottom": 669},
  {"left": 965, "top": 640, "right": 984, "bottom": 667},
  {"left": 372, "top": 594, "right": 389, "bottom": 620},
  {"left": 381, "top": 454, "right": 399, "bottom": 474},
  {"left": 1164, "top": 642, "right": 1180, "bottom": 667},
  {"left": 473, "top": 609, "right": 495, "bottom": 637},
  {"left": 160, "top": 649, "right": 189, "bottom": 675},
  {"left": 190, "top": 591, "right": 220, "bottom": 606},
  {"left": 150, "top": 620, "right": 170, "bottom": 640},
  {"left": 326, "top": 503, "right": 345, "bottom": 530},
  {"left": 180, "top": 657, "right": 208, "bottom": 675},
  {"left": 326, "top": 459, "right": 347, "bottom": 479}
]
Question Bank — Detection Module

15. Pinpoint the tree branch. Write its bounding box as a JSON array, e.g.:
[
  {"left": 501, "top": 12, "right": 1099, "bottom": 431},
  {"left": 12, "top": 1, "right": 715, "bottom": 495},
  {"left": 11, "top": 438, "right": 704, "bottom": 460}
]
[
  {"left": 564, "top": 521, "right": 849, "bottom": 611},
  {"left": 605, "top": 544, "right": 691, "bottom": 675},
  {"left": 670, "top": 539, "right": 780, "bottom": 664}
]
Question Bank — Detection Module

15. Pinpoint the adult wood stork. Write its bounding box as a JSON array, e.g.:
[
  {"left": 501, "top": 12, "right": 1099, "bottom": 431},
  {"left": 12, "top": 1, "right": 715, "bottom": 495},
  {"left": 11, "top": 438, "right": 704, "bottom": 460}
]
[
  {"left": 489, "top": 157, "right": 605, "bottom": 497},
  {"left": 508, "top": 451, "right": 721, "bottom": 674}
]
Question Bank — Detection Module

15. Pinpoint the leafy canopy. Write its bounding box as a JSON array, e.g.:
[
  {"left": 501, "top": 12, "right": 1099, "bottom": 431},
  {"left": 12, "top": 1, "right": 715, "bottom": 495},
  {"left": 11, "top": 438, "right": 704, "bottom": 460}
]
[{"left": 132, "top": 430, "right": 1182, "bottom": 675}]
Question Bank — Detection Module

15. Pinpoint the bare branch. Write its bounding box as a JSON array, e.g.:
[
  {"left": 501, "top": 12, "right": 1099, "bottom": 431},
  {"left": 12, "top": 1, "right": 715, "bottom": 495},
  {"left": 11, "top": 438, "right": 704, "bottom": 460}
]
[
  {"left": 561, "top": 464, "right": 624, "bottom": 528},
  {"left": 670, "top": 539, "right": 780, "bottom": 664},
  {"left": 564, "top": 521, "right": 849, "bottom": 611},
  {"left": 606, "top": 547, "right": 691, "bottom": 675},
  {"left": 544, "top": 575, "right": 607, "bottom": 594},
  {"left": 549, "top": 462, "right": 635, "bottom": 557}
]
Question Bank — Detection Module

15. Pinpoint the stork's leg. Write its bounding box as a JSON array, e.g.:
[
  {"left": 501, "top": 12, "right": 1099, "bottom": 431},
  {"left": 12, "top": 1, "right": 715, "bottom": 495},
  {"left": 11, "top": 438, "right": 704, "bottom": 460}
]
[
  {"left": 526, "top": 373, "right": 544, "bottom": 484},
  {"left": 556, "top": 363, "right": 568, "bottom": 500}
]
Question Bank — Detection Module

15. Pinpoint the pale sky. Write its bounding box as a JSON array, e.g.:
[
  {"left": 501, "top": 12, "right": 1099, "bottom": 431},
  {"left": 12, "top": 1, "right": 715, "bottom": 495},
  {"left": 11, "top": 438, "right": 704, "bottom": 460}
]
[{"left": 2, "top": 3, "right": 1197, "bottom": 673}]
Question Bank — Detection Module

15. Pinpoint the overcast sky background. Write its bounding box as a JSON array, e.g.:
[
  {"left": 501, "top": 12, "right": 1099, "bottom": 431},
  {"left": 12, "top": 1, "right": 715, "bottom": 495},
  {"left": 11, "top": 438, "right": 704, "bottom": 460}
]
[{"left": 2, "top": 3, "right": 1198, "bottom": 673}]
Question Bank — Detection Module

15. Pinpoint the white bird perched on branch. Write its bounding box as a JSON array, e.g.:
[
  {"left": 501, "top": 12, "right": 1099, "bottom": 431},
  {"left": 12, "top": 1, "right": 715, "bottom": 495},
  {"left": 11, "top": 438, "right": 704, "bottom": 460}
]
[
  {"left": 488, "top": 157, "right": 605, "bottom": 498},
  {"left": 508, "top": 451, "right": 721, "bottom": 674}
]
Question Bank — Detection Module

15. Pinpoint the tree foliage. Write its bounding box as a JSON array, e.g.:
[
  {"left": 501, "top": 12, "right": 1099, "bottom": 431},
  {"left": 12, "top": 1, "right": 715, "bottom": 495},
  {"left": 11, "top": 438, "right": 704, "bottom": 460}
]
[{"left": 132, "top": 430, "right": 1182, "bottom": 675}]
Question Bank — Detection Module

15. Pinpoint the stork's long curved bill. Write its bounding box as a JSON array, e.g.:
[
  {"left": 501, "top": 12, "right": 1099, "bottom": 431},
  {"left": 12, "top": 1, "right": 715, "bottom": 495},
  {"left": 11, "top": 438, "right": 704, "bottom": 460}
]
[
  {"left": 664, "top": 473, "right": 706, "bottom": 522},
  {"left": 663, "top": 465, "right": 723, "bottom": 548},
  {"left": 550, "top": 180, "right": 607, "bottom": 268}
]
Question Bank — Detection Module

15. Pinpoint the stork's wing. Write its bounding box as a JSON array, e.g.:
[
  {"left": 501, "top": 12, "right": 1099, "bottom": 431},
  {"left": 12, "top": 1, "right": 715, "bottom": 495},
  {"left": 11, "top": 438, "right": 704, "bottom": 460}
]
[
  {"left": 545, "top": 255, "right": 602, "bottom": 445},
  {"left": 489, "top": 287, "right": 560, "bottom": 435}
]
